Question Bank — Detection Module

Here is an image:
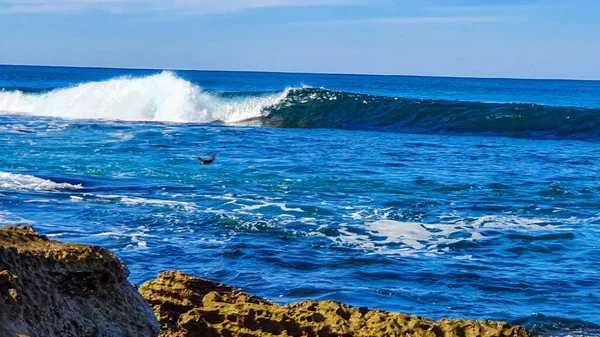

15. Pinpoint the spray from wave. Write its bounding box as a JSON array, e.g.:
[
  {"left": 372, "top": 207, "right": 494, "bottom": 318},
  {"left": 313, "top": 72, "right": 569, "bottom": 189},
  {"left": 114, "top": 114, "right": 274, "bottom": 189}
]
[{"left": 0, "top": 71, "right": 289, "bottom": 123}]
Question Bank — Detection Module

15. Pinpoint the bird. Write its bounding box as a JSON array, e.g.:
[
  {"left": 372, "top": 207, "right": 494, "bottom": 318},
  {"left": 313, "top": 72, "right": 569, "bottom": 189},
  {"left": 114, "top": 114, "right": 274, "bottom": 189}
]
[{"left": 198, "top": 154, "right": 217, "bottom": 165}]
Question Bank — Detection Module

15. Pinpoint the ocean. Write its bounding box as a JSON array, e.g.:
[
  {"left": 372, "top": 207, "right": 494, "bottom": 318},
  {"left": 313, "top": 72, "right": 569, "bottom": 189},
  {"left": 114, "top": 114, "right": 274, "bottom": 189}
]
[{"left": 0, "top": 65, "right": 599, "bottom": 336}]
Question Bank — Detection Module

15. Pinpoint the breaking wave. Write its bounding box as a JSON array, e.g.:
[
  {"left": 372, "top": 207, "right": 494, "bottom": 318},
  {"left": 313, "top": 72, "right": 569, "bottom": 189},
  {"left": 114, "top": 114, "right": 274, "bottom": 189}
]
[
  {"left": 1, "top": 72, "right": 599, "bottom": 140},
  {"left": 0, "top": 71, "right": 288, "bottom": 123}
]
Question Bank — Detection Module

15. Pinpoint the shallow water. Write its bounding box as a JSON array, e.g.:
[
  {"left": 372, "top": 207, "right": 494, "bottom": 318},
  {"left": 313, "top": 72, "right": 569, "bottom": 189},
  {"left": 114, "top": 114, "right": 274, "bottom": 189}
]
[{"left": 1, "top": 65, "right": 599, "bottom": 336}]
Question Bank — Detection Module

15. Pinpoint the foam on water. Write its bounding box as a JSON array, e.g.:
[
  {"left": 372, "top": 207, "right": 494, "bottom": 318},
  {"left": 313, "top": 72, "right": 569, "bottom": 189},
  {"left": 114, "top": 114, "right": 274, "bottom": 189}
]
[
  {"left": 0, "top": 172, "right": 83, "bottom": 191},
  {"left": 0, "top": 71, "right": 289, "bottom": 123},
  {"left": 78, "top": 193, "right": 198, "bottom": 211},
  {"left": 107, "top": 132, "right": 135, "bottom": 142},
  {"left": 334, "top": 215, "right": 573, "bottom": 257},
  {"left": 0, "top": 210, "right": 28, "bottom": 225}
]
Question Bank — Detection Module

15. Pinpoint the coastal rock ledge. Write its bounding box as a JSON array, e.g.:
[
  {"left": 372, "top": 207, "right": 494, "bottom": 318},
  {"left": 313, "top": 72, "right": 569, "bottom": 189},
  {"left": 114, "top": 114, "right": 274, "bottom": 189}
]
[
  {"left": 139, "top": 271, "right": 531, "bottom": 337},
  {"left": 0, "top": 225, "right": 531, "bottom": 337},
  {"left": 0, "top": 225, "right": 159, "bottom": 337}
]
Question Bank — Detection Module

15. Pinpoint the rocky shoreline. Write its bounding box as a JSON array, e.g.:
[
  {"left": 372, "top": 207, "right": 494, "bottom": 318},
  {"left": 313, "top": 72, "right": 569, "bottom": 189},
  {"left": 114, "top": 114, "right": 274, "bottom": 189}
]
[{"left": 0, "top": 225, "right": 531, "bottom": 337}]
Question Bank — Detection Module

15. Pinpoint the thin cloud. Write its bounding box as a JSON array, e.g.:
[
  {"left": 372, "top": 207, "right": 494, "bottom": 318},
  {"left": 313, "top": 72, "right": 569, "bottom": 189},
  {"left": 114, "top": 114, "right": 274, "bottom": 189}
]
[
  {"left": 0, "top": 4, "right": 85, "bottom": 14},
  {"left": 0, "top": 0, "right": 361, "bottom": 15},
  {"left": 291, "top": 16, "right": 501, "bottom": 26},
  {"left": 364, "top": 16, "right": 500, "bottom": 24},
  {"left": 430, "top": 4, "right": 542, "bottom": 12}
]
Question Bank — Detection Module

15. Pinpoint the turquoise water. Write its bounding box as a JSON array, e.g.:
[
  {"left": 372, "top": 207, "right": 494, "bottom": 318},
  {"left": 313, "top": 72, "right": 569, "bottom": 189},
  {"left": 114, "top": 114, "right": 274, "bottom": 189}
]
[{"left": 1, "top": 65, "right": 599, "bottom": 336}]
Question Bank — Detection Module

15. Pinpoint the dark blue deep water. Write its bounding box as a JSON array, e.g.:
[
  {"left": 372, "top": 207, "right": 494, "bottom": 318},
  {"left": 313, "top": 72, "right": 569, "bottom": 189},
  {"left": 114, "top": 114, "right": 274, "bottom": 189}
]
[{"left": 1, "top": 65, "right": 599, "bottom": 336}]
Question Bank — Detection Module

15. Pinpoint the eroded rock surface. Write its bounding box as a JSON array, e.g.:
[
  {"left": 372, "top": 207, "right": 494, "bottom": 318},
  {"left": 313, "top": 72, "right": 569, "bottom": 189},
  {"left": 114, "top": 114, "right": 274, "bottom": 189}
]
[
  {"left": 0, "top": 225, "right": 159, "bottom": 337},
  {"left": 140, "top": 271, "right": 530, "bottom": 337}
]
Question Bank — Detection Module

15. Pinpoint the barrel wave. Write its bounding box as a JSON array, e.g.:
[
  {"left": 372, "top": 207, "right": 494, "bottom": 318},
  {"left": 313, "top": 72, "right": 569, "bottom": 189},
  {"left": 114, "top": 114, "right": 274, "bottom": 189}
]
[
  {"left": 258, "top": 87, "right": 600, "bottom": 140},
  {"left": 1, "top": 71, "right": 599, "bottom": 140}
]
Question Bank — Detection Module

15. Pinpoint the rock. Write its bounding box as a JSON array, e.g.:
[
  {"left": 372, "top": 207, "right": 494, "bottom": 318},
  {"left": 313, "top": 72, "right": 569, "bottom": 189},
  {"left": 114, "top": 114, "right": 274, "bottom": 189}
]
[
  {"left": 0, "top": 224, "right": 532, "bottom": 337},
  {"left": 0, "top": 225, "right": 159, "bottom": 337},
  {"left": 140, "top": 271, "right": 531, "bottom": 337}
]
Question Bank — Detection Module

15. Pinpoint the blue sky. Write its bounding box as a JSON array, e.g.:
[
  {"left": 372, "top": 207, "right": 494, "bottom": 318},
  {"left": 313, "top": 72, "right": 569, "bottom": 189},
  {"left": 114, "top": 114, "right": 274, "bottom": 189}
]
[{"left": 0, "top": 0, "right": 599, "bottom": 79}]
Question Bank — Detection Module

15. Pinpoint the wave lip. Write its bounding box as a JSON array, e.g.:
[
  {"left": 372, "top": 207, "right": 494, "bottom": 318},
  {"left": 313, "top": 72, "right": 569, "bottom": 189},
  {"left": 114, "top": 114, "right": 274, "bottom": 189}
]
[
  {"left": 0, "top": 71, "right": 289, "bottom": 123},
  {"left": 0, "top": 172, "right": 83, "bottom": 191}
]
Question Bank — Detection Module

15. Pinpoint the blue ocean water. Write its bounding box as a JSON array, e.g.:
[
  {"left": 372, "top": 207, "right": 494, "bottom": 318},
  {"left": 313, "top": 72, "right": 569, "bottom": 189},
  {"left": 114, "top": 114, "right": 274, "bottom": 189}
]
[{"left": 1, "top": 65, "right": 599, "bottom": 336}]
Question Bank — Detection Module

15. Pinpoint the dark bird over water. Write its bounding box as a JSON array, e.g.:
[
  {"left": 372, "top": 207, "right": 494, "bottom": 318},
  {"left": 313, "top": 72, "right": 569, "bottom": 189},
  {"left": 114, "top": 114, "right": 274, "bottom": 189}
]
[{"left": 198, "top": 154, "right": 217, "bottom": 165}]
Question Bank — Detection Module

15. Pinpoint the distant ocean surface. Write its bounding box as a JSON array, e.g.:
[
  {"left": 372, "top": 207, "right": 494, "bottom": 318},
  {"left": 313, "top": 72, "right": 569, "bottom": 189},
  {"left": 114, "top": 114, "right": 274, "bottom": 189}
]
[{"left": 1, "top": 65, "right": 599, "bottom": 336}]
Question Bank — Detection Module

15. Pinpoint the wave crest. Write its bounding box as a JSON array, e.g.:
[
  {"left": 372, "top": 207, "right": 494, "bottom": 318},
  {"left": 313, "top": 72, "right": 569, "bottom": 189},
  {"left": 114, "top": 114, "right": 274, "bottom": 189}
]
[
  {"left": 0, "top": 172, "right": 83, "bottom": 191},
  {"left": 0, "top": 71, "right": 288, "bottom": 123}
]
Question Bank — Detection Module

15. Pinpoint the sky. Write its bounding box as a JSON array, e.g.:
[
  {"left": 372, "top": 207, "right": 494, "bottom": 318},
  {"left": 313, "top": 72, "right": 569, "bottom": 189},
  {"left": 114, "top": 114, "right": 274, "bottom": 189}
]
[{"left": 0, "top": 0, "right": 599, "bottom": 80}]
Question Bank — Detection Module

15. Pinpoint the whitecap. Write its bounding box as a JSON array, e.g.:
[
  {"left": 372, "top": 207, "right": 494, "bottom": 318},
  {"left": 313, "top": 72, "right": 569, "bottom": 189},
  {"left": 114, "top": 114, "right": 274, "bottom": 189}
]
[{"left": 0, "top": 172, "right": 83, "bottom": 191}]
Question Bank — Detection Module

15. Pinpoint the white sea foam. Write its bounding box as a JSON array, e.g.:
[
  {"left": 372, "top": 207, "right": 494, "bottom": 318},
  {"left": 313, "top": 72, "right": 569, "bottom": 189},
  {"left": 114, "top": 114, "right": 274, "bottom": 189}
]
[
  {"left": 80, "top": 194, "right": 198, "bottom": 211},
  {"left": 107, "top": 132, "right": 134, "bottom": 142},
  {"left": 333, "top": 215, "right": 573, "bottom": 257},
  {"left": 0, "top": 210, "right": 29, "bottom": 225},
  {"left": 239, "top": 202, "right": 304, "bottom": 213},
  {"left": 0, "top": 71, "right": 289, "bottom": 123},
  {"left": 0, "top": 172, "right": 83, "bottom": 191},
  {"left": 0, "top": 122, "right": 70, "bottom": 134},
  {"left": 119, "top": 196, "right": 197, "bottom": 210}
]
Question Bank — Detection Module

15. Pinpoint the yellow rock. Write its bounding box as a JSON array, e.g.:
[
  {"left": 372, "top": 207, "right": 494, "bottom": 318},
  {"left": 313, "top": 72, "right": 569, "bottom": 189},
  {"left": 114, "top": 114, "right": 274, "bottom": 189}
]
[
  {"left": 0, "top": 225, "right": 159, "bottom": 337},
  {"left": 140, "top": 271, "right": 531, "bottom": 337}
]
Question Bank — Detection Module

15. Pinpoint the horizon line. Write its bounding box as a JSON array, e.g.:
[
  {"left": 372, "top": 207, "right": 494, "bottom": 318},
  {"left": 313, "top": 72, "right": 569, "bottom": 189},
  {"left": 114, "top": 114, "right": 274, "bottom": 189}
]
[{"left": 1, "top": 62, "right": 598, "bottom": 82}]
